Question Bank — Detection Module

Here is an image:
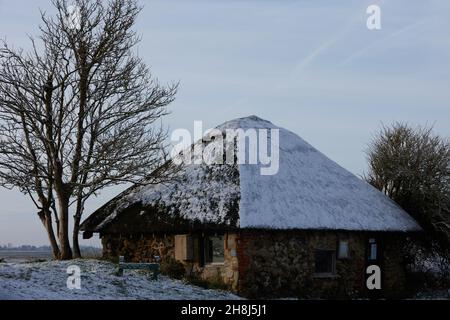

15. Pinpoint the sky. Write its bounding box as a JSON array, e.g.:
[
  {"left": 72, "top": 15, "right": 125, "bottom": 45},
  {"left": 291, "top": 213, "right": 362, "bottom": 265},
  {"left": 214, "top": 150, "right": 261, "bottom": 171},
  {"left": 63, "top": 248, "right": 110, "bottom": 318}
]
[{"left": 0, "top": 0, "right": 449, "bottom": 246}]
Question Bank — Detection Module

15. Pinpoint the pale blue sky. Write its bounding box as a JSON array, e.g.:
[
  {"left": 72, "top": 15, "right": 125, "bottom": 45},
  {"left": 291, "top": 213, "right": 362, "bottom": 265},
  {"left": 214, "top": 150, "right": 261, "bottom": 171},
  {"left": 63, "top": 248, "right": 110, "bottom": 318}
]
[{"left": 0, "top": 0, "right": 449, "bottom": 246}]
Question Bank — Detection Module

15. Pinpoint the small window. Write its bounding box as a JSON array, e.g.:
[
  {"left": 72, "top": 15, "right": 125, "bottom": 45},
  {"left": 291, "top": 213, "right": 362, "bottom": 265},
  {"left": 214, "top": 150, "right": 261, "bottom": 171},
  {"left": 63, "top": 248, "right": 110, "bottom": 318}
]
[
  {"left": 314, "top": 250, "right": 336, "bottom": 275},
  {"left": 368, "top": 238, "right": 377, "bottom": 261},
  {"left": 338, "top": 240, "right": 349, "bottom": 259},
  {"left": 205, "top": 236, "right": 225, "bottom": 264}
]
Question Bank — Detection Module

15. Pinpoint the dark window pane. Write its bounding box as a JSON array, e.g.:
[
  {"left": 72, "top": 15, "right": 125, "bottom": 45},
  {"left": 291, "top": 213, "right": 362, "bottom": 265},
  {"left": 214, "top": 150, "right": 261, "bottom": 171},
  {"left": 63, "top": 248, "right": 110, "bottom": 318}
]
[
  {"left": 204, "top": 236, "right": 224, "bottom": 264},
  {"left": 205, "top": 239, "right": 213, "bottom": 263},
  {"left": 314, "top": 250, "right": 334, "bottom": 274},
  {"left": 211, "top": 236, "right": 224, "bottom": 263}
]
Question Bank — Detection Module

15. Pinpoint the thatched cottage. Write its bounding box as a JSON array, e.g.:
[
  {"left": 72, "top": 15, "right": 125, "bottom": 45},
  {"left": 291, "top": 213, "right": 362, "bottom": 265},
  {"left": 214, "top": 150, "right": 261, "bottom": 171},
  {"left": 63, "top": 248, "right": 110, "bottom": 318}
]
[{"left": 80, "top": 116, "right": 421, "bottom": 299}]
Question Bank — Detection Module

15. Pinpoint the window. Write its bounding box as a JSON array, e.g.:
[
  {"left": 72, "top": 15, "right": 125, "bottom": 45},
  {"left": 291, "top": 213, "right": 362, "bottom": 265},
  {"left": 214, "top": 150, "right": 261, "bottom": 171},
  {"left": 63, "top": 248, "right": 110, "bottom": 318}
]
[
  {"left": 314, "top": 250, "right": 336, "bottom": 275},
  {"left": 368, "top": 238, "right": 377, "bottom": 261},
  {"left": 204, "top": 236, "right": 225, "bottom": 264},
  {"left": 338, "top": 240, "right": 349, "bottom": 259}
]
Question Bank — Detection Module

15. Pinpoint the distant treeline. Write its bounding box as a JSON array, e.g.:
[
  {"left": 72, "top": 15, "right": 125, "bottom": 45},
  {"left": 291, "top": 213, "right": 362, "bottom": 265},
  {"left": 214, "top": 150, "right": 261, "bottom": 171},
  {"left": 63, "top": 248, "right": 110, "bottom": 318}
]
[{"left": 0, "top": 244, "right": 101, "bottom": 253}]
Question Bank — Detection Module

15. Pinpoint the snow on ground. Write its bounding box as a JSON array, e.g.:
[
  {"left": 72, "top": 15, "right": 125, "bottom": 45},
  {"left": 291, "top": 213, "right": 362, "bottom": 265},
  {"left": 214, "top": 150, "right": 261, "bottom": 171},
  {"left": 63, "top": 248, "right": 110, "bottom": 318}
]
[
  {"left": 0, "top": 259, "right": 241, "bottom": 300},
  {"left": 414, "top": 290, "right": 450, "bottom": 300}
]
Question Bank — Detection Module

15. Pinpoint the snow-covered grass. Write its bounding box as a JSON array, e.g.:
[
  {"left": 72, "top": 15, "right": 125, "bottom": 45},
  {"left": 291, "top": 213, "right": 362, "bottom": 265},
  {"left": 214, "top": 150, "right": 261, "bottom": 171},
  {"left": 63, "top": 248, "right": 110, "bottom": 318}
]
[
  {"left": 0, "top": 259, "right": 241, "bottom": 300},
  {"left": 414, "top": 290, "right": 450, "bottom": 300},
  {"left": 1, "top": 258, "right": 448, "bottom": 300}
]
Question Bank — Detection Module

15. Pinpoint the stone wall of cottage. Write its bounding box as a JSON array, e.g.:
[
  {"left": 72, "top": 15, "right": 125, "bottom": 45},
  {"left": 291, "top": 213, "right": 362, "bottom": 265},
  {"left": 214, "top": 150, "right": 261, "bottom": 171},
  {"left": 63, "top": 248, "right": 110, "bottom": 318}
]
[
  {"left": 101, "top": 231, "right": 409, "bottom": 299},
  {"left": 101, "top": 232, "right": 239, "bottom": 291},
  {"left": 102, "top": 233, "right": 175, "bottom": 262},
  {"left": 236, "top": 231, "right": 408, "bottom": 299}
]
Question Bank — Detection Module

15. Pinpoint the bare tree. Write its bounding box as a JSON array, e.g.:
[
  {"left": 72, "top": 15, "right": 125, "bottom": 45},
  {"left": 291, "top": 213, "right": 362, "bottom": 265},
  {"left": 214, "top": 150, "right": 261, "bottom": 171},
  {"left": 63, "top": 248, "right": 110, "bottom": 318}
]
[
  {"left": 365, "top": 123, "right": 450, "bottom": 247},
  {"left": 0, "top": 0, "right": 178, "bottom": 259}
]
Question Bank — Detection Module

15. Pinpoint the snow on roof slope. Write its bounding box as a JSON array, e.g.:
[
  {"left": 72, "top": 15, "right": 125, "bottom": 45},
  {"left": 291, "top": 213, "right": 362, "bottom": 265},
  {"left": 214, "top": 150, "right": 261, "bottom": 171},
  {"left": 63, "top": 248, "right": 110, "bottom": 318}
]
[
  {"left": 230, "top": 116, "right": 421, "bottom": 231},
  {"left": 82, "top": 116, "right": 421, "bottom": 232},
  {"left": 91, "top": 149, "right": 241, "bottom": 231}
]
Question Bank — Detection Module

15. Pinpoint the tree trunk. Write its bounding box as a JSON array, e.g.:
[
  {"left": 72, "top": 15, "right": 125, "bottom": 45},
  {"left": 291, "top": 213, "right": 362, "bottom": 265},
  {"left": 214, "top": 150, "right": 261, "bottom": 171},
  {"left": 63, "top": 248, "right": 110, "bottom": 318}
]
[
  {"left": 57, "top": 196, "right": 73, "bottom": 260},
  {"left": 39, "top": 210, "right": 61, "bottom": 260},
  {"left": 72, "top": 216, "right": 82, "bottom": 259}
]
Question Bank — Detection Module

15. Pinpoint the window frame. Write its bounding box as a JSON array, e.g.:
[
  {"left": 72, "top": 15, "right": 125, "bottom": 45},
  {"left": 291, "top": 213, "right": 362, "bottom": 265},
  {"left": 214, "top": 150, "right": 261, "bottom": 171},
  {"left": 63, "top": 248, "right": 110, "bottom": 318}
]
[
  {"left": 313, "top": 249, "right": 337, "bottom": 277},
  {"left": 203, "top": 235, "right": 225, "bottom": 266},
  {"left": 174, "top": 234, "right": 194, "bottom": 261}
]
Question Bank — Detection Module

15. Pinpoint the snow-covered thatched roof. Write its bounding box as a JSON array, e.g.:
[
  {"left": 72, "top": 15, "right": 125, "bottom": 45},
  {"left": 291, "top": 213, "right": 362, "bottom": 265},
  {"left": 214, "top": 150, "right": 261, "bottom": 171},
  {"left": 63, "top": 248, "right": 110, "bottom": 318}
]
[{"left": 81, "top": 116, "right": 421, "bottom": 234}]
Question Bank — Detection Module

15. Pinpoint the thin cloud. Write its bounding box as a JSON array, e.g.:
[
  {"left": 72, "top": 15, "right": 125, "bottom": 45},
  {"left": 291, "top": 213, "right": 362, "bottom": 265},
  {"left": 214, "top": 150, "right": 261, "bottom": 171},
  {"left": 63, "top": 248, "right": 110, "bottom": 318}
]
[
  {"left": 289, "top": 5, "right": 363, "bottom": 77},
  {"left": 339, "top": 19, "right": 428, "bottom": 66}
]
